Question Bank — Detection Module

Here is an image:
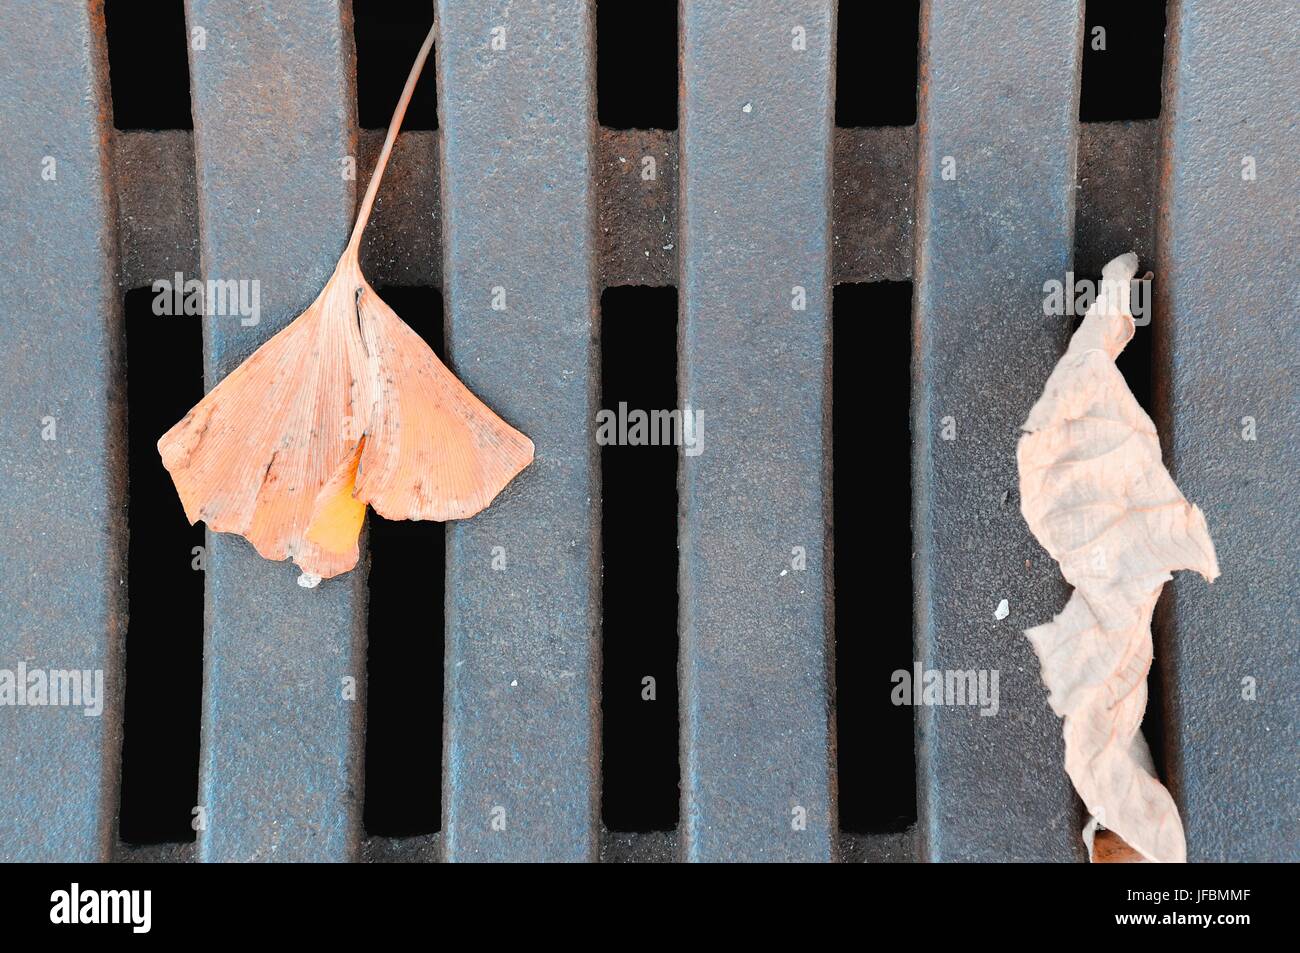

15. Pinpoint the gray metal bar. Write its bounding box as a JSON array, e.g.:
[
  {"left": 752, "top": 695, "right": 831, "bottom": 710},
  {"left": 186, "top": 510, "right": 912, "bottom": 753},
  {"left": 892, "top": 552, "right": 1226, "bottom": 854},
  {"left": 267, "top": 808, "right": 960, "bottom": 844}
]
[
  {"left": 0, "top": 0, "right": 124, "bottom": 863},
  {"left": 679, "top": 0, "right": 836, "bottom": 862},
  {"left": 912, "top": 0, "right": 1086, "bottom": 861},
  {"left": 436, "top": 0, "right": 600, "bottom": 862},
  {"left": 1155, "top": 0, "right": 1299, "bottom": 862},
  {"left": 185, "top": 0, "right": 367, "bottom": 862}
]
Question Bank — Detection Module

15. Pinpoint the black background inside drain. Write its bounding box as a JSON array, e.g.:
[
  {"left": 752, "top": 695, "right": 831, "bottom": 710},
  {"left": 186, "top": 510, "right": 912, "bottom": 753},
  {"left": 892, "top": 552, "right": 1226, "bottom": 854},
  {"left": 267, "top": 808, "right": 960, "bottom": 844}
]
[
  {"left": 354, "top": 0, "right": 438, "bottom": 130},
  {"left": 600, "top": 286, "right": 680, "bottom": 832},
  {"left": 363, "top": 286, "right": 445, "bottom": 838},
  {"left": 119, "top": 287, "right": 204, "bottom": 845},
  {"left": 597, "top": 1, "right": 678, "bottom": 129},
  {"left": 1081, "top": 1, "right": 1168, "bottom": 121},
  {"left": 837, "top": 1, "right": 919, "bottom": 127},
  {"left": 833, "top": 281, "right": 917, "bottom": 834},
  {"left": 104, "top": 0, "right": 193, "bottom": 130}
]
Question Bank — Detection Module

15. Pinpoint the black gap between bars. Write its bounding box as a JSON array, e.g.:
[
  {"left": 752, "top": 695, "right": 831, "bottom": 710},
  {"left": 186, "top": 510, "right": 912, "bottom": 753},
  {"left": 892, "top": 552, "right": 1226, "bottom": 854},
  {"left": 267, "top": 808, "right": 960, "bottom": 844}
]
[
  {"left": 103, "top": 0, "right": 193, "bottom": 130},
  {"left": 596, "top": 0, "right": 677, "bottom": 130},
  {"left": 353, "top": 0, "right": 437, "bottom": 130},
  {"left": 600, "top": 286, "right": 680, "bottom": 832},
  {"left": 363, "top": 286, "right": 445, "bottom": 838},
  {"left": 1080, "top": 0, "right": 1168, "bottom": 121},
  {"left": 833, "top": 281, "right": 916, "bottom": 834},
  {"left": 836, "top": 1, "right": 918, "bottom": 127},
  {"left": 118, "top": 287, "right": 203, "bottom": 845}
]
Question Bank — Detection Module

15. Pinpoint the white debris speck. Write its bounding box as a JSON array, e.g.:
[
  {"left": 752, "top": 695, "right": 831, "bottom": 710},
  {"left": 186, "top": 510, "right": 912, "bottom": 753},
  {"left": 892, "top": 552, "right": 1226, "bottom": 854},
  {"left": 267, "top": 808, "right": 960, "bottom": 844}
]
[
  {"left": 663, "top": 243, "right": 674, "bottom": 250},
  {"left": 994, "top": 598, "right": 1010, "bottom": 620},
  {"left": 297, "top": 572, "right": 322, "bottom": 589},
  {"left": 742, "top": 102, "right": 753, "bottom": 113},
  {"left": 510, "top": 679, "right": 518, "bottom": 687},
  {"left": 779, "top": 569, "right": 788, "bottom": 577}
]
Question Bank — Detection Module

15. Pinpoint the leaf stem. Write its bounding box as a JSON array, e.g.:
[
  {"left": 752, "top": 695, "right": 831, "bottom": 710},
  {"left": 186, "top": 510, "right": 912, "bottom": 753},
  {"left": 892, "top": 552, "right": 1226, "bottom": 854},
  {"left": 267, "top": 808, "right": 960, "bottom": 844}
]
[{"left": 345, "top": 22, "right": 436, "bottom": 257}]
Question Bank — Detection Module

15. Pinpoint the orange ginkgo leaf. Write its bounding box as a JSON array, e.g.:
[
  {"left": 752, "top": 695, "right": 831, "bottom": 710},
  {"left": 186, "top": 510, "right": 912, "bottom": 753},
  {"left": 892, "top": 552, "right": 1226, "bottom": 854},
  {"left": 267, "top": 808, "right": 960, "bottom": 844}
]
[
  {"left": 158, "top": 25, "right": 533, "bottom": 584},
  {"left": 1018, "top": 252, "right": 1219, "bottom": 863}
]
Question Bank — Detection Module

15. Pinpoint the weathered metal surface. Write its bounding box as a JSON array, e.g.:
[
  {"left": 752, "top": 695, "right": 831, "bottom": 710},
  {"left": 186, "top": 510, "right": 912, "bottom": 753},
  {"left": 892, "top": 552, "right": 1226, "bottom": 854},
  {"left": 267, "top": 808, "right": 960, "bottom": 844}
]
[
  {"left": 0, "top": 0, "right": 125, "bottom": 863},
  {"left": 600, "top": 829, "right": 676, "bottom": 864},
  {"left": 357, "top": 129, "right": 441, "bottom": 288},
  {"left": 436, "top": 0, "right": 600, "bottom": 862},
  {"left": 185, "top": 0, "right": 368, "bottom": 861},
  {"left": 840, "top": 829, "right": 918, "bottom": 864},
  {"left": 1075, "top": 121, "right": 1158, "bottom": 280},
  {"left": 114, "top": 130, "right": 200, "bottom": 291},
  {"left": 912, "top": 0, "right": 1087, "bottom": 861},
  {"left": 362, "top": 832, "right": 441, "bottom": 863},
  {"left": 833, "top": 127, "right": 916, "bottom": 283},
  {"left": 1154, "top": 0, "right": 1300, "bottom": 862},
  {"left": 679, "top": 0, "right": 836, "bottom": 862},
  {"left": 114, "top": 841, "right": 196, "bottom": 864},
  {"left": 108, "top": 120, "right": 1159, "bottom": 295},
  {"left": 597, "top": 129, "right": 678, "bottom": 287}
]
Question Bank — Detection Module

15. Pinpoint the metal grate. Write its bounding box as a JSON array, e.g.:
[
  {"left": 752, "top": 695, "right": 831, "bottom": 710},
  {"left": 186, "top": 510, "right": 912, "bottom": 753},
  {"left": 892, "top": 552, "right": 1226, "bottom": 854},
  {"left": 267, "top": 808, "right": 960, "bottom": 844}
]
[{"left": 0, "top": 0, "right": 1294, "bottom": 863}]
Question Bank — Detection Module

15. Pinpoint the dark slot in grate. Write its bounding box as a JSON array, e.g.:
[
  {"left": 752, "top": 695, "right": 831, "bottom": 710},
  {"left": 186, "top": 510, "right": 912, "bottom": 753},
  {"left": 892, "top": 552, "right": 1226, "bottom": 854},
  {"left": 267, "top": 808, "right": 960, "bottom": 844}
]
[
  {"left": 1080, "top": 1, "right": 1168, "bottom": 121},
  {"left": 600, "top": 286, "right": 680, "bottom": 833},
  {"left": 103, "top": 0, "right": 193, "bottom": 130},
  {"left": 118, "top": 287, "right": 204, "bottom": 845},
  {"left": 353, "top": 0, "right": 437, "bottom": 130},
  {"left": 596, "top": 1, "right": 677, "bottom": 129},
  {"left": 836, "top": 1, "right": 919, "bottom": 128},
  {"left": 363, "top": 286, "right": 445, "bottom": 839},
  {"left": 833, "top": 281, "right": 916, "bottom": 834}
]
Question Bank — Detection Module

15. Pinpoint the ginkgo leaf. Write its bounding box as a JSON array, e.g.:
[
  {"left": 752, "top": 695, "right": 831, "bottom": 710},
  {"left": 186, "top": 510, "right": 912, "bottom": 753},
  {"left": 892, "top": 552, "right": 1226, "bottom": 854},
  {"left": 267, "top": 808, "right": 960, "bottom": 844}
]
[
  {"left": 158, "top": 25, "right": 533, "bottom": 582},
  {"left": 1018, "top": 252, "right": 1219, "bottom": 863}
]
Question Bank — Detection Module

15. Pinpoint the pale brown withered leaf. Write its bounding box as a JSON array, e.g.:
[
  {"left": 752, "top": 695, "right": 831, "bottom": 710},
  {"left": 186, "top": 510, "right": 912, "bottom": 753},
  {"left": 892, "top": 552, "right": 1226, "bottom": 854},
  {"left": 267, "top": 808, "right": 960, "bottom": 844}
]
[{"left": 1018, "top": 252, "right": 1219, "bottom": 863}]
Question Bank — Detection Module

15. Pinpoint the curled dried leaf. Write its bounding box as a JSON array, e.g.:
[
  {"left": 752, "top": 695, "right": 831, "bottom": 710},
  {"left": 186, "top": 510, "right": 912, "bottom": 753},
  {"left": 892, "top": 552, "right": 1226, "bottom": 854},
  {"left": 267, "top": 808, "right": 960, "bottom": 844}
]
[
  {"left": 159, "top": 26, "right": 533, "bottom": 580},
  {"left": 1018, "top": 253, "right": 1219, "bottom": 863}
]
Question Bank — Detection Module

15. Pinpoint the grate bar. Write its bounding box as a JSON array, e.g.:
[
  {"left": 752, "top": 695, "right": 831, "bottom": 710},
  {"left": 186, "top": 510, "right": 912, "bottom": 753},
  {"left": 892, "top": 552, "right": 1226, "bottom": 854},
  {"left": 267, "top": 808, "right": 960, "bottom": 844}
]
[
  {"left": 436, "top": 0, "right": 600, "bottom": 862},
  {"left": 356, "top": 129, "right": 442, "bottom": 289},
  {"left": 912, "top": 0, "right": 1086, "bottom": 861},
  {"left": 185, "top": 0, "right": 367, "bottom": 862},
  {"left": 597, "top": 129, "right": 678, "bottom": 288},
  {"left": 1155, "top": 0, "right": 1300, "bottom": 862},
  {"left": 110, "top": 120, "right": 1160, "bottom": 301},
  {"left": 678, "top": 0, "right": 836, "bottom": 862},
  {"left": 0, "top": 0, "right": 124, "bottom": 863},
  {"left": 114, "top": 130, "right": 200, "bottom": 293}
]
